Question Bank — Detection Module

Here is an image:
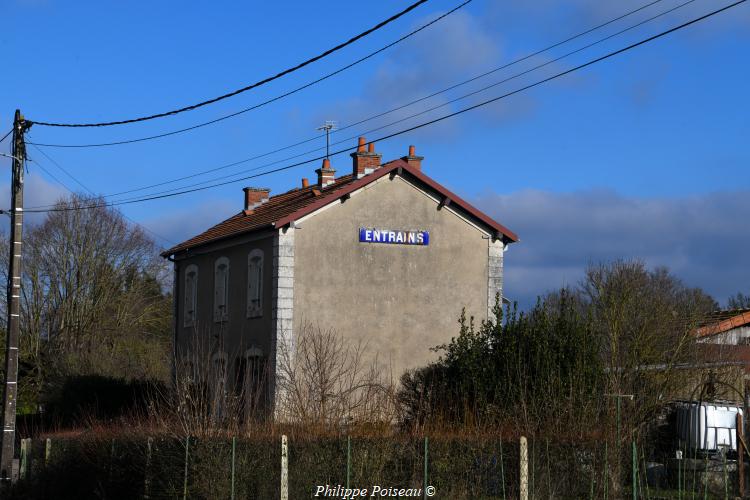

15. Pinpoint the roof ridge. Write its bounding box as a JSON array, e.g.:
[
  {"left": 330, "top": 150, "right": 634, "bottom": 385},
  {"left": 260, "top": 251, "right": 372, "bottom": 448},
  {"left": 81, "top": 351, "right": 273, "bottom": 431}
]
[{"left": 161, "top": 158, "right": 517, "bottom": 257}]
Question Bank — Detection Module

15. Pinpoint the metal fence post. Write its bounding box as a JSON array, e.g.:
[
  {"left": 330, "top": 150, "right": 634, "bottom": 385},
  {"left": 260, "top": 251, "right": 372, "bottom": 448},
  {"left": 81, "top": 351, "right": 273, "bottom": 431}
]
[
  {"left": 603, "top": 442, "right": 608, "bottom": 500},
  {"left": 499, "top": 438, "right": 506, "bottom": 500},
  {"left": 423, "top": 436, "right": 429, "bottom": 500},
  {"left": 183, "top": 436, "right": 190, "bottom": 500},
  {"left": 546, "top": 439, "right": 552, "bottom": 498},
  {"left": 520, "top": 437, "right": 528, "bottom": 500},
  {"left": 231, "top": 436, "right": 236, "bottom": 500},
  {"left": 144, "top": 437, "right": 152, "bottom": 500},
  {"left": 281, "top": 435, "right": 288, "bottom": 500},
  {"left": 724, "top": 449, "right": 728, "bottom": 500},
  {"left": 346, "top": 436, "right": 351, "bottom": 490},
  {"left": 738, "top": 412, "right": 745, "bottom": 499},
  {"left": 631, "top": 441, "right": 637, "bottom": 500}
]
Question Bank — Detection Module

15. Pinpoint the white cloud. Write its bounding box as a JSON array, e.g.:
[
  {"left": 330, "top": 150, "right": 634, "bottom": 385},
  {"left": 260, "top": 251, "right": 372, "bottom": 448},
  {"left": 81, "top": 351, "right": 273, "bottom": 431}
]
[{"left": 0, "top": 171, "right": 69, "bottom": 226}]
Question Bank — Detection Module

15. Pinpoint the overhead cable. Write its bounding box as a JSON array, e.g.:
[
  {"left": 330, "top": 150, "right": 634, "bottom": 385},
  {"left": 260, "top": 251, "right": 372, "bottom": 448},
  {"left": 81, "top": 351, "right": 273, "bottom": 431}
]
[
  {"left": 82, "top": 0, "right": 698, "bottom": 204},
  {"left": 29, "top": 0, "right": 472, "bottom": 147},
  {"left": 24, "top": 0, "right": 746, "bottom": 213},
  {"left": 0, "top": 128, "right": 13, "bottom": 144},
  {"left": 35, "top": 0, "right": 680, "bottom": 203},
  {"left": 28, "top": 142, "right": 177, "bottom": 245},
  {"left": 28, "top": 0, "right": 431, "bottom": 128}
]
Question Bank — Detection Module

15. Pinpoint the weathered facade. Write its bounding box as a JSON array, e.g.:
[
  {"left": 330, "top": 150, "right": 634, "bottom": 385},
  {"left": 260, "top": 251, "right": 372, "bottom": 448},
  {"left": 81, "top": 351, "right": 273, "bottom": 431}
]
[{"left": 162, "top": 139, "right": 518, "bottom": 412}]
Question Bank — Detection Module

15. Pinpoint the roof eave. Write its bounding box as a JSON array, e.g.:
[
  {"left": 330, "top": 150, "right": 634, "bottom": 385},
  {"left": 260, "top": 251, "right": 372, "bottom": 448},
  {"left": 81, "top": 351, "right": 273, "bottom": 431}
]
[{"left": 275, "top": 161, "right": 519, "bottom": 242}]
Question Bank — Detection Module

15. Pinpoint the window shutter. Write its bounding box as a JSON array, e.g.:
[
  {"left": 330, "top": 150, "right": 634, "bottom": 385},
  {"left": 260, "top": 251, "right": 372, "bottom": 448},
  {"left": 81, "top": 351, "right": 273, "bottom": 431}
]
[
  {"left": 247, "top": 250, "right": 264, "bottom": 318},
  {"left": 184, "top": 265, "right": 198, "bottom": 327},
  {"left": 214, "top": 257, "right": 229, "bottom": 322}
]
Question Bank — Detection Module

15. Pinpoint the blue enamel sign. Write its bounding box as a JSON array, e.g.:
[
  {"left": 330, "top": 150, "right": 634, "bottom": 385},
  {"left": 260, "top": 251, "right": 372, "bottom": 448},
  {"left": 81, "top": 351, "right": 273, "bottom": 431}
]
[{"left": 359, "top": 228, "right": 429, "bottom": 246}]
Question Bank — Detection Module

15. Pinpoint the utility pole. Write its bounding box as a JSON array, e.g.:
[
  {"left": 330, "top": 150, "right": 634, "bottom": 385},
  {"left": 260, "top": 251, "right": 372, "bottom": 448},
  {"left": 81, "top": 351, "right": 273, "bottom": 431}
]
[{"left": 1, "top": 109, "right": 30, "bottom": 483}]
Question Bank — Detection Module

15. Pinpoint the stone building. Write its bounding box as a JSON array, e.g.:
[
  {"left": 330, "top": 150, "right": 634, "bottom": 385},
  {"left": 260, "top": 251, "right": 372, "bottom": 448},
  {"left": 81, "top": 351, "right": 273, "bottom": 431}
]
[{"left": 161, "top": 138, "right": 518, "bottom": 413}]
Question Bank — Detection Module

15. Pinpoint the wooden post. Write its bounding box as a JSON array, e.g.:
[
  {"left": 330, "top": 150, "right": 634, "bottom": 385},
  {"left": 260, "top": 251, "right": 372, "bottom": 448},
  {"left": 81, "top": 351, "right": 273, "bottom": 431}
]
[
  {"left": 19, "top": 438, "right": 27, "bottom": 480},
  {"left": 44, "top": 438, "right": 51, "bottom": 466},
  {"left": 281, "top": 435, "right": 288, "bottom": 500},
  {"left": 739, "top": 413, "right": 746, "bottom": 497},
  {"left": 520, "top": 436, "right": 529, "bottom": 500}
]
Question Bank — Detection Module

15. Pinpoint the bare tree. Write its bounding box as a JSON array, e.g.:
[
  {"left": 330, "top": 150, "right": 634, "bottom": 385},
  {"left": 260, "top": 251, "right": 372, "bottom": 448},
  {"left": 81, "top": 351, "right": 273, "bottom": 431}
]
[
  {"left": 0, "top": 193, "right": 172, "bottom": 409},
  {"left": 275, "top": 322, "right": 396, "bottom": 427}
]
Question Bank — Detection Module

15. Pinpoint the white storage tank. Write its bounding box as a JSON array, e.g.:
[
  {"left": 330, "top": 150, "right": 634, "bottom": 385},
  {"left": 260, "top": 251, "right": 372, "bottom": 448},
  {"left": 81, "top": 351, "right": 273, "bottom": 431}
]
[{"left": 675, "top": 401, "right": 743, "bottom": 452}]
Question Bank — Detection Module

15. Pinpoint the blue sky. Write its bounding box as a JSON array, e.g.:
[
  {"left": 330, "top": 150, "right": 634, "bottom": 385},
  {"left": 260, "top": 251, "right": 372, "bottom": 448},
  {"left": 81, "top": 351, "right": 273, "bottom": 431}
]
[{"left": 1, "top": 0, "right": 748, "bottom": 307}]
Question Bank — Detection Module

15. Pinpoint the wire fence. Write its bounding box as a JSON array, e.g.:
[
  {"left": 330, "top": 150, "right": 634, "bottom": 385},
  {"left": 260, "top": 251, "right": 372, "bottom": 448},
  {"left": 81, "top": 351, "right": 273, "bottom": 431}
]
[{"left": 8, "top": 433, "right": 746, "bottom": 499}]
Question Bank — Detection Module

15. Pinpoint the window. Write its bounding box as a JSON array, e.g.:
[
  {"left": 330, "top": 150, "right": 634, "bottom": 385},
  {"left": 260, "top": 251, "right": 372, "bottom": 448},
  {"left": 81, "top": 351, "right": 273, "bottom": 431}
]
[
  {"left": 183, "top": 264, "right": 198, "bottom": 327},
  {"left": 247, "top": 249, "right": 264, "bottom": 318},
  {"left": 214, "top": 257, "right": 230, "bottom": 322}
]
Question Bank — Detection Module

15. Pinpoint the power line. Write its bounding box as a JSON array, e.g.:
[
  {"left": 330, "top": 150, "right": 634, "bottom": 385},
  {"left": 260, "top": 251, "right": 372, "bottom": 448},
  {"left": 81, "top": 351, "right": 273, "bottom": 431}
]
[
  {"left": 28, "top": 0, "right": 431, "bottom": 128},
  {"left": 29, "top": 0, "right": 472, "bottom": 148},
  {"left": 27, "top": 143, "right": 177, "bottom": 246},
  {"left": 0, "top": 129, "right": 12, "bottom": 144},
  {"left": 23, "top": 0, "right": 746, "bottom": 213},
  {"left": 73, "top": 0, "right": 698, "bottom": 205},
  {"left": 34, "top": 0, "right": 679, "bottom": 204}
]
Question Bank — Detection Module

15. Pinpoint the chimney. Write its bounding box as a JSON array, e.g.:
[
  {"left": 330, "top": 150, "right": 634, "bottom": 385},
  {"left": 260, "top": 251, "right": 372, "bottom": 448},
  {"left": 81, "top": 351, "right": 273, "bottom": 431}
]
[
  {"left": 351, "top": 136, "right": 382, "bottom": 179},
  {"left": 243, "top": 187, "right": 270, "bottom": 213},
  {"left": 315, "top": 158, "right": 336, "bottom": 188},
  {"left": 402, "top": 145, "right": 424, "bottom": 171},
  {"left": 301, "top": 178, "right": 309, "bottom": 188}
]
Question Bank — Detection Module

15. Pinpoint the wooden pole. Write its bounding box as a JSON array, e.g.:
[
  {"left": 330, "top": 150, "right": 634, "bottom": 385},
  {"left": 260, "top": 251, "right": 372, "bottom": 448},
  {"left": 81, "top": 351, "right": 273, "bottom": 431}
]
[
  {"left": 44, "top": 438, "right": 51, "bottom": 466},
  {"left": 520, "top": 436, "right": 529, "bottom": 500},
  {"left": 0, "top": 110, "right": 29, "bottom": 484}
]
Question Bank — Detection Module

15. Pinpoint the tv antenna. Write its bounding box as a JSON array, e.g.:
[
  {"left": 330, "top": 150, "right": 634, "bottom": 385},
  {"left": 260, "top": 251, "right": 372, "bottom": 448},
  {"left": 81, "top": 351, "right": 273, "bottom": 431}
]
[{"left": 317, "top": 121, "right": 337, "bottom": 159}]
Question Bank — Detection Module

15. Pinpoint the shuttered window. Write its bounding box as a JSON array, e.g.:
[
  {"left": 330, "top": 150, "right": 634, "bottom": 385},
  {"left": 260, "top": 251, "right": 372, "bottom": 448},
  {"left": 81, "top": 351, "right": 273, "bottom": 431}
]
[
  {"left": 247, "top": 249, "right": 263, "bottom": 318},
  {"left": 183, "top": 264, "right": 198, "bottom": 327},
  {"left": 213, "top": 257, "right": 230, "bottom": 322}
]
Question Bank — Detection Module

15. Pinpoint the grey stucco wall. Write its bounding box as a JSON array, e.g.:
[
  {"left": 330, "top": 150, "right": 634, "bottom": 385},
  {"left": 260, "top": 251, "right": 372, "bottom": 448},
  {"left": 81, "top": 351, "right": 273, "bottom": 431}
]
[
  {"left": 293, "top": 174, "right": 499, "bottom": 380},
  {"left": 174, "top": 231, "right": 276, "bottom": 360}
]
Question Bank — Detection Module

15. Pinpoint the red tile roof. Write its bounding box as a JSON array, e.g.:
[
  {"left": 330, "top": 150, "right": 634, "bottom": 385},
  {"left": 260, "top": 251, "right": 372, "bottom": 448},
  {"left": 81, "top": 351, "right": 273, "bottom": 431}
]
[
  {"left": 695, "top": 309, "right": 750, "bottom": 338},
  {"left": 161, "top": 159, "right": 518, "bottom": 257}
]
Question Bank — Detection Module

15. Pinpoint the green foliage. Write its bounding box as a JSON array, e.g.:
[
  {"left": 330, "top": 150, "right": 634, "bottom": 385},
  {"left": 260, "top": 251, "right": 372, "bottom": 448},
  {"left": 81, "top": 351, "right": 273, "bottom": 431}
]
[
  {"left": 401, "top": 289, "right": 603, "bottom": 430},
  {"left": 399, "top": 260, "right": 718, "bottom": 435}
]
